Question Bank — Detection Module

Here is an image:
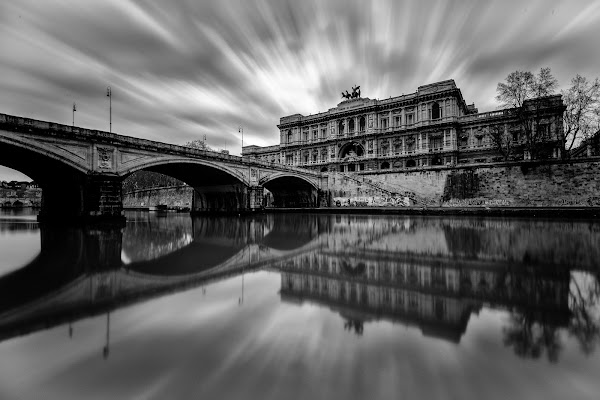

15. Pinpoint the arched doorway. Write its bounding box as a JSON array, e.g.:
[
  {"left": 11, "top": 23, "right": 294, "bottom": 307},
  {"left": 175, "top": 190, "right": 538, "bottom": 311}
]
[
  {"left": 406, "top": 159, "right": 416, "bottom": 168},
  {"left": 380, "top": 162, "right": 390, "bottom": 169},
  {"left": 339, "top": 142, "right": 365, "bottom": 159}
]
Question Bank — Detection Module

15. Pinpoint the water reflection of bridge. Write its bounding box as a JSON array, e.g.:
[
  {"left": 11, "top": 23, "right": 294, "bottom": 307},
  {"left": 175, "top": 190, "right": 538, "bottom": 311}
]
[{"left": 0, "top": 215, "right": 598, "bottom": 354}]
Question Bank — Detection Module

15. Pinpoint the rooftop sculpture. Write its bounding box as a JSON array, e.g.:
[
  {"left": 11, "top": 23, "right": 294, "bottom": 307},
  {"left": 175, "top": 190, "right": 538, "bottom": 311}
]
[{"left": 341, "top": 85, "right": 361, "bottom": 100}]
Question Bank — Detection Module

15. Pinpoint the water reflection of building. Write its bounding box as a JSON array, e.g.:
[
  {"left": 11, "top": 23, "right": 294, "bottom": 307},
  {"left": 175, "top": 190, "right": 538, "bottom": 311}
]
[{"left": 279, "top": 251, "right": 571, "bottom": 343}]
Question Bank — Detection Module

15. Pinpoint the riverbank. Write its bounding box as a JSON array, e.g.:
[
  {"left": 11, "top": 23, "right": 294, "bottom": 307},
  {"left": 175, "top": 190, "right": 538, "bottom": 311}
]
[{"left": 263, "top": 206, "right": 600, "bottom": 218}]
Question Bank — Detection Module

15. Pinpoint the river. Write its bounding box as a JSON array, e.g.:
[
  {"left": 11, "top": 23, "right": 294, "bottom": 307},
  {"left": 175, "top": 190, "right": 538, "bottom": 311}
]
[{"left": 0, "top": 208, "right": 599, "bottom": 399}]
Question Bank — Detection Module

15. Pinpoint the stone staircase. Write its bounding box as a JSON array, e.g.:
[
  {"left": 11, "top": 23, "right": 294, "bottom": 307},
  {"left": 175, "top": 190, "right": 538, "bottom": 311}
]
[{"left": 338, "top": 173, "right": 441, "bottom": 207}]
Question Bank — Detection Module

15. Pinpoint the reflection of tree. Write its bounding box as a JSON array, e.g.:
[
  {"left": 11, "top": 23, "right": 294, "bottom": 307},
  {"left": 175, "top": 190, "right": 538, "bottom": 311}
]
[
  {"left": 568, "top": 272, "right": 600, "bottom": 355},
  {"left": 503, "top": 312, "right": 562, "bottom": 362},
  {"left": 344, "top": 318, "right": 364, "bottom": 335},
  {"left": 503, "top": 271, "right": 600, "bottom": 362}
]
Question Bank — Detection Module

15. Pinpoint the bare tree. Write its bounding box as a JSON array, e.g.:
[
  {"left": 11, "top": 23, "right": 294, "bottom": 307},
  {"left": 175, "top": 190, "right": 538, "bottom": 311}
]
[
  {"left": 496, "top": 67, "right": 559, "bottom": 159},
  {"left": 563, "top": 75, "right": 600, "bottom": 152},
  {"left": 487, "top": 124, "right": 514, "bottom": 161}
]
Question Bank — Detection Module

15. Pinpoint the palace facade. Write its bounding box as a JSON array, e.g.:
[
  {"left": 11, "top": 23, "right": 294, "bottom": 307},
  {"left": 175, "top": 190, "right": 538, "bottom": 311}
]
[{"left": 242, "top": 80, "right": 565, "bottom": 172}]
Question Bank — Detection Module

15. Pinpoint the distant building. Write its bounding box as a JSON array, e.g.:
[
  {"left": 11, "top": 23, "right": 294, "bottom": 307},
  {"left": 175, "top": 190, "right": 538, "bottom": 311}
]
[
  {"left": 242, "top": 80, "right": 565, "bottom": 172},
  {"left": 0, "top": 180, "right": 42, "bottom": 208}
]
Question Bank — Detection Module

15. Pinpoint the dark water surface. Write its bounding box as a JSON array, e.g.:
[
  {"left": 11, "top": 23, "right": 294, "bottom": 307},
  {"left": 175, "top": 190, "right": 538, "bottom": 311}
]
[{"left": 1, "top": 209, "right": 599, "bottom": 399}]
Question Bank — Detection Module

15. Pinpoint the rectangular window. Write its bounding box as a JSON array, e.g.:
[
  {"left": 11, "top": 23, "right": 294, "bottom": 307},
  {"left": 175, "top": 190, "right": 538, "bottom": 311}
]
[
  {"left": 407, "top": 114, "right": 414, "bottom": 125},
  {"left": 539, "top": 123, "right": 550, "bottom": 139},
  {"left": 381, "top": 118, "right": 388, "bottom": 129}
]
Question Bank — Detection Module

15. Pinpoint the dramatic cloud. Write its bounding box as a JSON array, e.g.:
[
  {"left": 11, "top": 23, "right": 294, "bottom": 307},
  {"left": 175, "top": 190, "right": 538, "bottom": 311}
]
[{"left": 1, "top": 0, "right": 599, "bottom": 180}]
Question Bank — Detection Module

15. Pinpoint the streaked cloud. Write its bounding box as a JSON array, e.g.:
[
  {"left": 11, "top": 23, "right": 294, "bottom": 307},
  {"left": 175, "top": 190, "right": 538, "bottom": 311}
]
[{"left": 1, "top": 0, "right": 599, "bottom": 180}]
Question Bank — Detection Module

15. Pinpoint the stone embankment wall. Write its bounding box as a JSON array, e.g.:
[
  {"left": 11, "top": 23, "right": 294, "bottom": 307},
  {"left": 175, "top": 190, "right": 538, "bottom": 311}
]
[
  {"left": 0, "top": 187, "right": 42, "bottom": 207},
  {"left": 123, "top": 185, "right": 193, "bottom": 210},
  {"left": 326, "top": 158, "right": 600, "bottom": 207},
  {"left": 123, "top": 159, "right": 600, "bottom": 209}
]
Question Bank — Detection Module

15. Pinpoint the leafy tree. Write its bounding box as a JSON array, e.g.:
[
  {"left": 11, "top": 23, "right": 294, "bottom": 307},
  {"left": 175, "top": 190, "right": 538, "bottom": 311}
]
[
  {"left": 563, "top": 75, "right": 600, "bottom": 152},
  {"left": 496, "top": 67, "right": 559, "bottom": 159},
  {"left": 184, "top": 139, "right": 212, "bottom": 151}
]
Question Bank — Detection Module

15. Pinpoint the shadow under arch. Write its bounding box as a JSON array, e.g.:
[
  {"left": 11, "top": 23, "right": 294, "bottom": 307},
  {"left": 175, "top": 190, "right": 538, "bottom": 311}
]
[
  {"left": 0, "top": 140, "right": 94, "bottom": 220},
  {"left": 122, "top": 159, "right": 252, "bottom": 213},
  {"left": 261, "top": 174, "right": 318, "bottom": 208},
  {"left": 121, "top": 158, "right": 249, "bottom": 187}
]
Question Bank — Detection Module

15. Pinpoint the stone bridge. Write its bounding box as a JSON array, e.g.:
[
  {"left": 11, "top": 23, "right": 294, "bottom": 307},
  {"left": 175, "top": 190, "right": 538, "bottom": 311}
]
[{"left": 0, "top": 113, "right": 325, "bottom": 222}]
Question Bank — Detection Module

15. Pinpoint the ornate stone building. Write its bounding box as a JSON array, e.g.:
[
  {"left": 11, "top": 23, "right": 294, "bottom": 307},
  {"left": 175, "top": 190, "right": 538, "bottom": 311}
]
[{"left": 242, "top": 80, "right": 565, "bottom": 172}]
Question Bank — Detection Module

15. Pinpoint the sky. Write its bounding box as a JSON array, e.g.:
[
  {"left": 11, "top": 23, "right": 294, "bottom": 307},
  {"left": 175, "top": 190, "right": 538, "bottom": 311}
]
[{"left": 1, "top": 0, "right": 600, "bottom": 181}]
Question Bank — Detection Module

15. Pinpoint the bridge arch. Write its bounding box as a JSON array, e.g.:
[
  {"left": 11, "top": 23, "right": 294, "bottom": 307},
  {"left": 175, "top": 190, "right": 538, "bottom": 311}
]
[
  {"left": 122, "top": 157, "right": 256, "bottom": 213},
  {"left": 260, "top": 172, "right": 319, "bottom": 208},
  {"left": 0, "top": 136, "right": 103, "bottom": 222},
  {"left": 120, "top": 157, "right": 250, "bottom": 187},
  {"left": 0, "top": 135, "right": 90, "bottom": 176}
]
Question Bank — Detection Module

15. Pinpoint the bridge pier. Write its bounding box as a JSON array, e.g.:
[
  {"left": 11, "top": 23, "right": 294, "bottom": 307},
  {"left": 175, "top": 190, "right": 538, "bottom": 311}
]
[{"left": 38, "top": 175, "right": 125, "bottom": 224}]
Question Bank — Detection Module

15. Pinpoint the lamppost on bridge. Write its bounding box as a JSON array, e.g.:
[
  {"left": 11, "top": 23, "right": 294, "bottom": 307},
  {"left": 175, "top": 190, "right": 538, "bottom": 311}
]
[
  {"left": 106, "top": 86, "right": 112, "bottom": 133},
  {"left": 239, "top": 126, "right": 243, "bottom": 155},
  {"left": 72, "top": 103, "right": 76, "bottom": 127}
]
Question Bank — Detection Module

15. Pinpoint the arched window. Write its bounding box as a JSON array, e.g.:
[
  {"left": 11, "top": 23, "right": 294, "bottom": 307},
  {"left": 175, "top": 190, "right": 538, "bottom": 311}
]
[
  {"left": 320, "top": 166, "right": 328, "bottom": 173},
  {"left": 338, "top": 120, "right": 344, "bottom": 135},
  {"left": 349, "top": 119, "right": 355, "bottom": 133},
  {"left": 431, "top": 102, "right": 441, "bottom": 120},
  {"left": 359, "top": 117, "right": 366, "bottom": 132},
  {"left": 287, "top": 130, "right": 293, "bottom": 144},
  {"left": 380, "top": 162, "right": 390, "bottom": 169},
  {"left": 406, "top": 159, "right": 416, "bottom": 168}
]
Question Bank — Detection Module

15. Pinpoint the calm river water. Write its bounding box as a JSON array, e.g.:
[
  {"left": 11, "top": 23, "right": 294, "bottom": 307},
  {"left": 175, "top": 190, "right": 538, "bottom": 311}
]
[{"left": 1, "top": 208, "right": 599, "bottom": 399}]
